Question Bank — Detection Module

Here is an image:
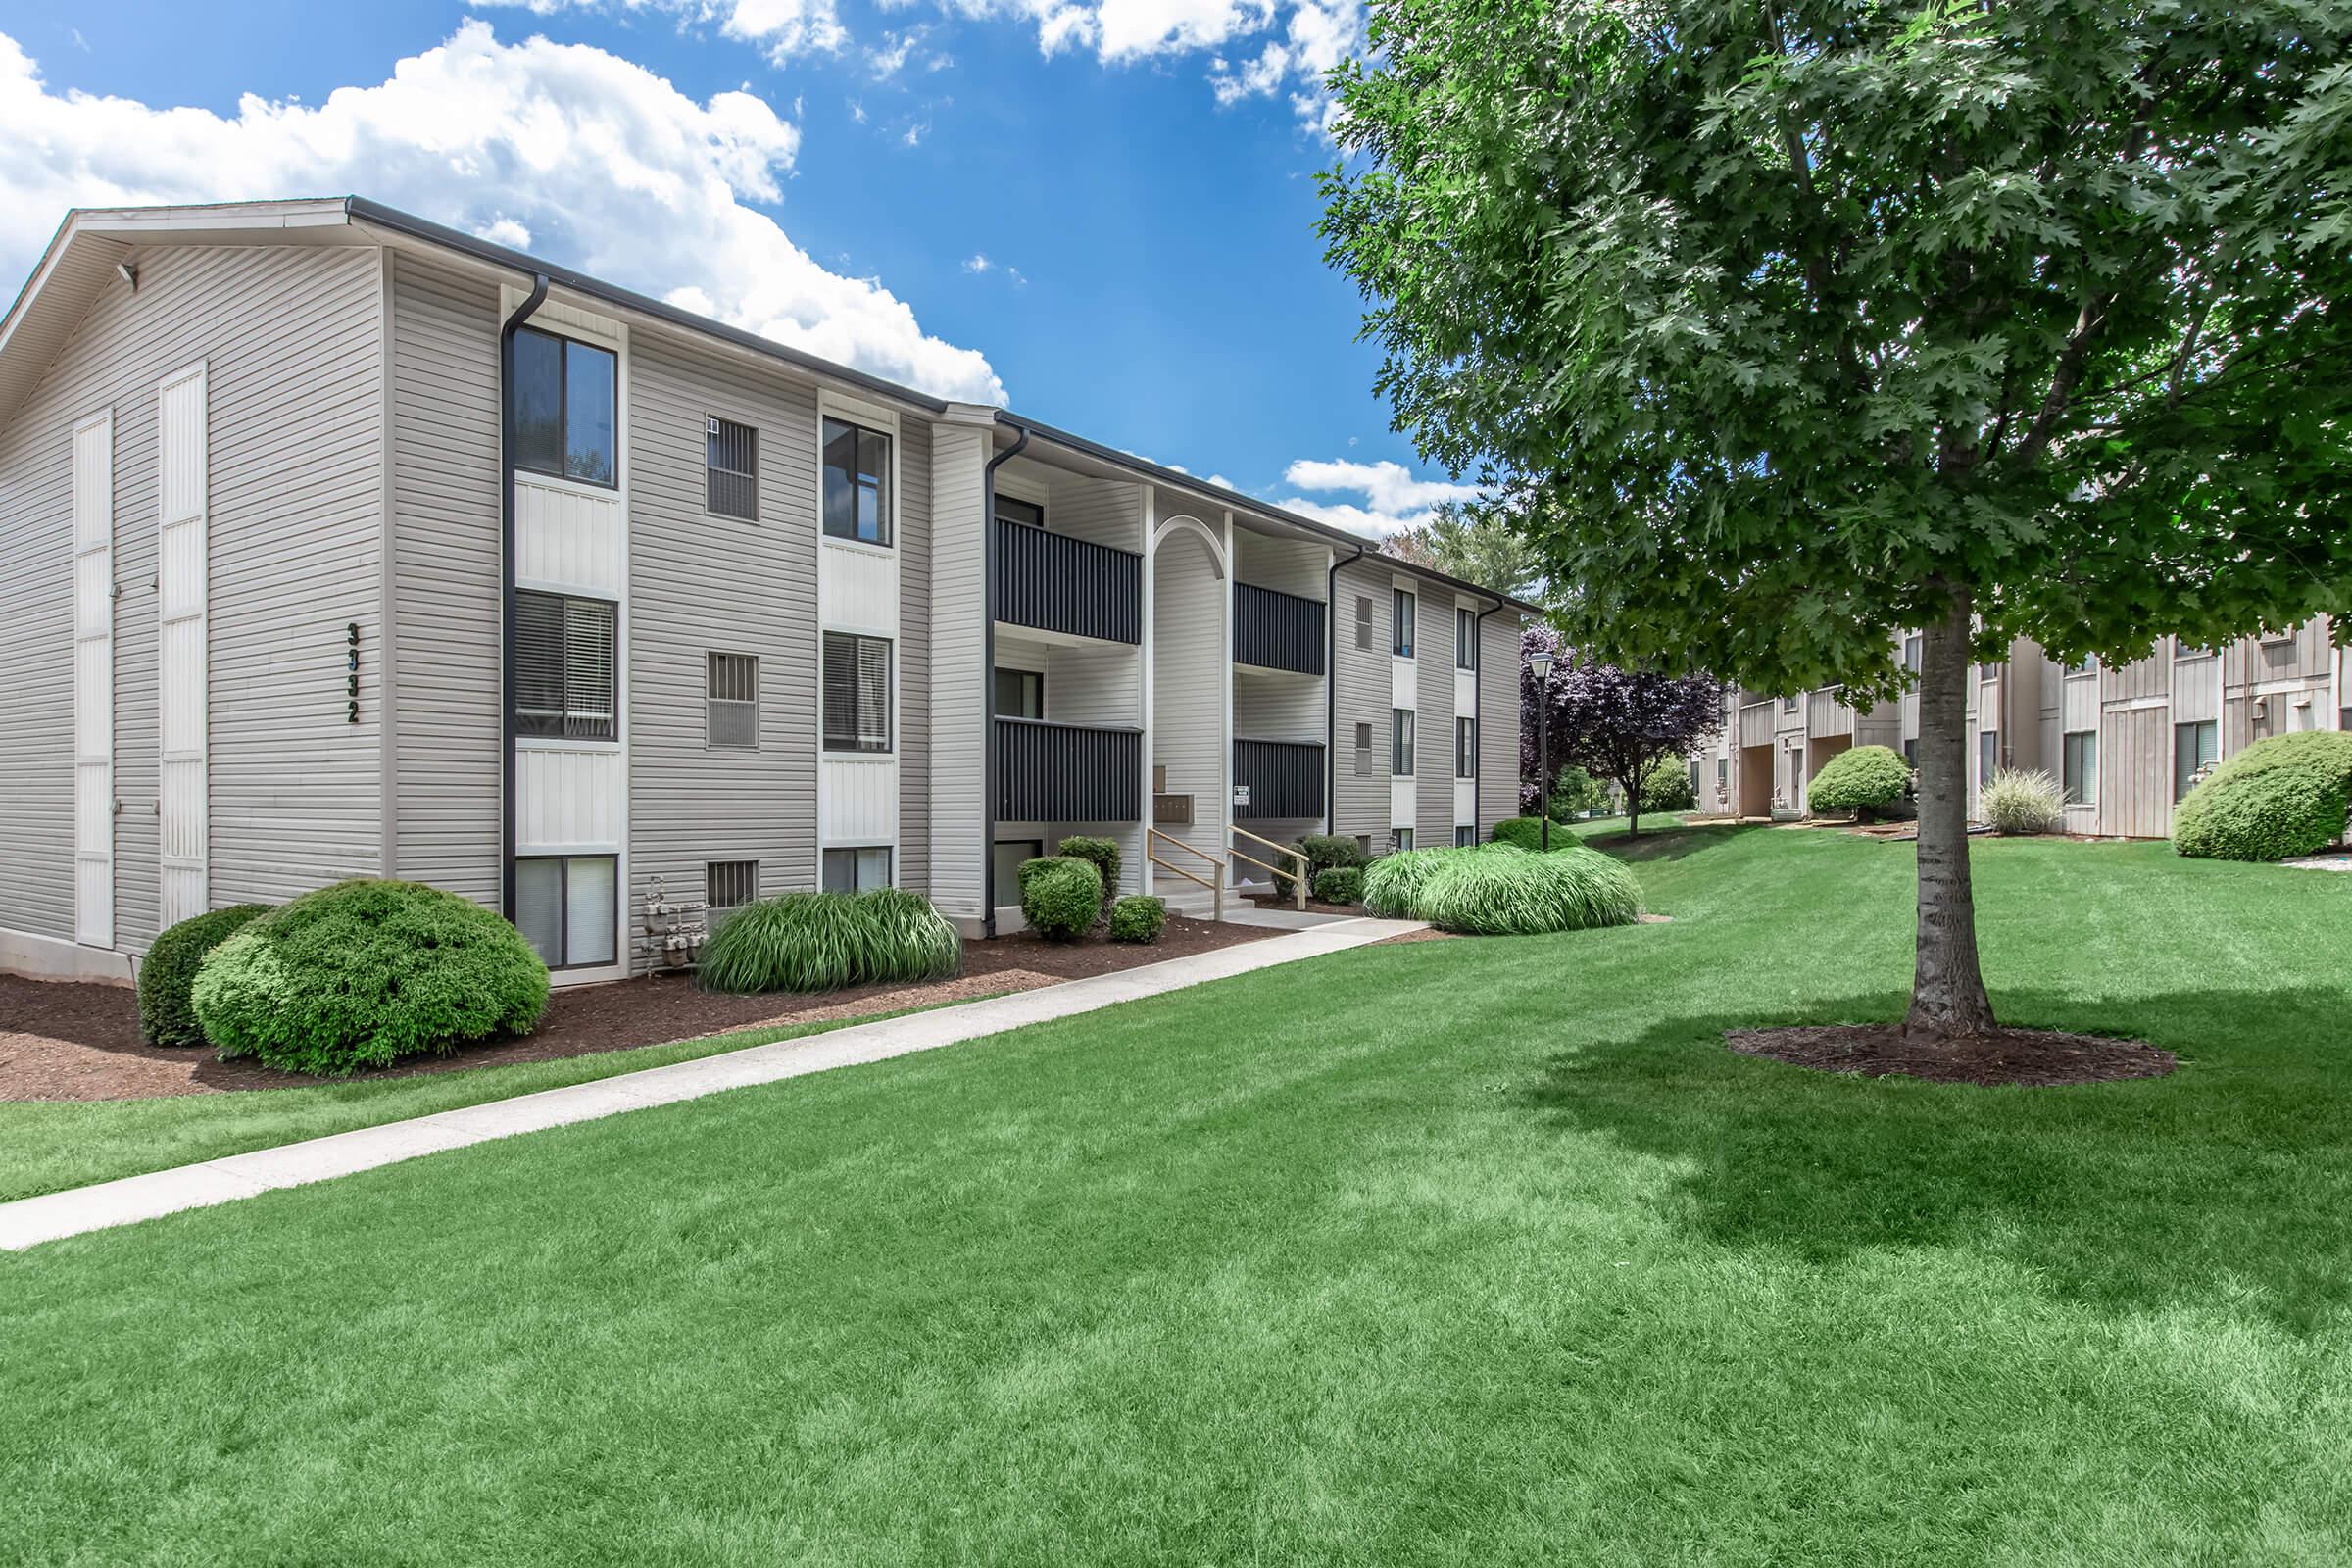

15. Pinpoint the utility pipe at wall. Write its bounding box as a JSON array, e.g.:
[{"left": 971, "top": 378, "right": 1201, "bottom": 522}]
[
  {"left": 499, "top": 272, "right": 551, "bottom": 922},
  {"left": 978, "top": 420, "right": 1031, "bottom": 937}
]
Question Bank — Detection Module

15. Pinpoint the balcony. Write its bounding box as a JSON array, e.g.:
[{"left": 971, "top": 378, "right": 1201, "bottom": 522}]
[
  {"left": 995, "top": 519, "right": 1142, "bottom": 645},
  {"left": 995, "top": 716, "right": 1142, "bottom": 822},
  {"left": 1807, "top": 686, "right": 1855, "bottom": 738},
  {"left": 1232, "top": 582, "right": 1326, "bottom": 674},
  {"left": 1232, "top": 738, "right": 1326, "bottom": 820},
  {"left": 1738, "top": 700, "right": 1774, "bottom": 749}
]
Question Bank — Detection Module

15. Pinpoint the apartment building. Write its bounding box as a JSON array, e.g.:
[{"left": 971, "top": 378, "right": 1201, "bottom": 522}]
[
  {"left": 1693, "top": 622, "right": 2347, "bottom": 836},
  {"left": 0, "top": 199, "right": 1533, "bottom": 985}
]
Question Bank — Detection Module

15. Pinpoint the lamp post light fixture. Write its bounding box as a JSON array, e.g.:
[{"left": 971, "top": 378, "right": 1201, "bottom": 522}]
[{"left": 1529, "top": 647, "right": 1556, "bottom": 851}]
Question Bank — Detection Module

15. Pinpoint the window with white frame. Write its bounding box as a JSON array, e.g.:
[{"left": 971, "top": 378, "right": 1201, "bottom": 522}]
[
  {"left": 1902, "top": 634, "right": 1922, "bottom": 672},
  {"left": 1981, "top": 730, "right": 1999, "bottom": 787},
  {"left": 706, "top": 416, "right": 758, "bottom": 520},
  {"left": 1392, "top": 827, "right": 1415, "bottom": 852},
  {"left": 822, "top": 632, "right": 893, "bottom": 753},
  {"left": 1353, "top": 720, "right": 1375, "bottom": 777},
  {"left": 1455, "top": 607, "right": 1478, "bottom": 670},
  {"left": 1455, "top": 716, "right": 1477, "bottom": 778},
  {"left": 1392, "top": 709, "right": 1415, "bottom": 775},
  {"left": 514, "top": 590, "right": 617, "bottom": 741},
  {"left": 821, "top": 416, "right": 892, "bottom": 545},
  {"left": 707, "top": 652, "right": 759, "bottom": 748},
  {"left": 822, "top": 846, "right": 893, "bottom": 892},
  {"left": 2174, "top": 720, "right": 2217, "bottom": 802},
  {"left": 2063, "top": 729, "right": 2097, "bottom": 805},
  {"left": 1354, "top": 595, "right": 1374, "bottom": 651},
  {"left": 1454, "top": 825, "right": 1476, "bottom": 847},
  {"left": 1393, "top": 588, "right": 1416, "bottom": 658},
  {"left": 514, "top": 855, "right": 618, "bottom": 969}
]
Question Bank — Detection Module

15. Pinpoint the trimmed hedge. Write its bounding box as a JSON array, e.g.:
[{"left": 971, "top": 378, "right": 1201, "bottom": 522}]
[
  {"left": 2175, "top": 732, "right": 2352, "bottom": 861},
  {"left": 1057, "top": 835, "right": 1122, "bottom": 900},
  {"left": 138, "top": 904, "right": 268, "bottom": 1047},
  {"left": 1020, "top": 856, "right": 1102, "bottom": 940},
  {"left": 1107, "top": 895, "right": 1166, "bottom": 943},
  {"left": 1311, "top": 865, "right": 1365, "bottom": 905},
  {"left": 1984, "top": 768, "right": 2065, "bottom": 835},
  {"left": 1638, "top": 757, "right": 1696, "bottom": 812},
  {"left": 700, "top": 888, "right": 961, "bottom": 994},
  {"left": 191, "top": 880, "right": 549, "bottom": 1076},
  {"left": 1806, "top": 744, "right": 1912, "bottom": 815},
  {"left": 1367, "top": 844, "right": 1642, "bottom": 934}
]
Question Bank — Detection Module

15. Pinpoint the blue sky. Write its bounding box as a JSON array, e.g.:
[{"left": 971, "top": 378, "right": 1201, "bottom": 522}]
[{"left": 0, "top": 0, "right": 1479, "bottom": 534}]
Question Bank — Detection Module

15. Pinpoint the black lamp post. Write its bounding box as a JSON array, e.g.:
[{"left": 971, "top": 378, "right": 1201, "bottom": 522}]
[{"left": 1530, "top": 647, "right": 1555, "bottom": 851}]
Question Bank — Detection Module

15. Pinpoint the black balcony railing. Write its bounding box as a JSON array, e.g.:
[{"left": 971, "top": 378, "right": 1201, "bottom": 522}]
[
  {"left": 995, "top": 519, "right": 1142, "bottom": 645},
  {"left": 1233, "top": 738, "right": 1326, "bottom": 820},
  {"left": 1232, "top": 582, "right": 1327, "bottom": 674},
  {"left": 996, "top": 717, "right": 1143, "bottom": 822}
]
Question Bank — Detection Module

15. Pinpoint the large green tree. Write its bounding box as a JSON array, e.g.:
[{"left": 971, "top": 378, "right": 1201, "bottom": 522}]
[{"left": 1321, "top": 0, "right": 2352, "bottom": 1040}]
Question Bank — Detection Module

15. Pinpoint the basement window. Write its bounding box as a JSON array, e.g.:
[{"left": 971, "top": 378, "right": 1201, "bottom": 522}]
[{"left": 514, "top": 855, "right": 617, "bottom": 969}]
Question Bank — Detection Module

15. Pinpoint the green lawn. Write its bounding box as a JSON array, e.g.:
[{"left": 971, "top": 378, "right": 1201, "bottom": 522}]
[
  {"left": 0, "top": 1003, "right": 978, "bottom": 1203},
  {"left": 6, "top": 829, "right": 2349, "bottom": 1564}
]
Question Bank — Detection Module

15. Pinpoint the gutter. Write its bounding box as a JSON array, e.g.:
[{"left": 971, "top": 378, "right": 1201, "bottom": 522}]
[
  {"left": 499, "top": 271, "right": 550, "bottom": 923},
  {"left": 1325, "top": 541, "right": 1366, "bottom": 833},
  {"left": 979, "top": 420, "right": 1031, "bottom": 937}
]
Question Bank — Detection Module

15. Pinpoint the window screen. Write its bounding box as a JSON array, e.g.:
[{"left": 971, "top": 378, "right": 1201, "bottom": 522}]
[
  {"left": 514, "top": 591, "right": 617, "bottom": 740},
  {"left": 1393, "top": 589, "right": 1415, "bottom": 657},
  {"left": 514, "top": 855, "right": 617, "bottom": 968},
  {"left": 707, "top": 652, "right": 758, "bottom": 748},
  {"left": 822, "top": 632, "right": 893, "bottom": 752},
  {"left": 822, "top": 846, "right": 893, "bottom": 893},
  {"left": 821, "top": 416, "right": 892, "bottom": 545},
  {"left": 706, "top": 416, "right": 758, "bottom": 519},
  {"left": 707, "top": 859, "right": 759, "bottom": 911},
  {"left": 512, "top": 327, "right": 616, "bottom": 488},
  {"left": 1392, "top": 710, "right": 1415, "bottom": 775}
]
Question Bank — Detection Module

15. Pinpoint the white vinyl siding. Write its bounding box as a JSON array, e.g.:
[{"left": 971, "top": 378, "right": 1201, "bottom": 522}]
[
  {"left": 156, "top": 363, "right": 208, "bottom": 928},
  {"left": 73, "top": 412, "right": 114, "bottom": 948}
]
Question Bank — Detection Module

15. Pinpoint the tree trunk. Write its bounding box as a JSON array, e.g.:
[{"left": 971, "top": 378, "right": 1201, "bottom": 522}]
[
  {"left": 1904, "top": 594, "right": 1997, "bottom": 1040},
  {"left": 1622, "top": 761, "right": 1642, "bottom": 838}
]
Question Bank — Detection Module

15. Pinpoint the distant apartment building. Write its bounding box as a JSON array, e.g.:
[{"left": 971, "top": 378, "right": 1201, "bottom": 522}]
[
  {"left": 1693, "top": 620, "right": 2347, "bottom": 837},
  {"left": 0, "top": 199, "right": 1535, "bottom": 985}
]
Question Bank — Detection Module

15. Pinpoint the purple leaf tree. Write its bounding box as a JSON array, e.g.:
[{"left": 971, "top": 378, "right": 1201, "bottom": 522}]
[{"left": 1521, "top": 625, "right": 1723, "bottom": 838}]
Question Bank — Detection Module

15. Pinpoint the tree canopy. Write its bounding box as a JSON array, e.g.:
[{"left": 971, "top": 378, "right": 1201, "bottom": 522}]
[
  {"left": 1520, "top": 626, "right": 1724, "bottom": 837},
  {"left": 1383, "top": 499, "right": 1550, "bottom": 605}
]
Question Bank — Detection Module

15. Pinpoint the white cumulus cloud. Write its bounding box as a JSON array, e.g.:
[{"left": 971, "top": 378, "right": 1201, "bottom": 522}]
[
  {"left": 469, "top": 0, "right": 850, "bottom": 62},
  {"left": 0, "top": 21, "right": 1004, "bottom": 404},
  {"left": 1275, "top": 457, "right": 1485, "bottom": 537}
]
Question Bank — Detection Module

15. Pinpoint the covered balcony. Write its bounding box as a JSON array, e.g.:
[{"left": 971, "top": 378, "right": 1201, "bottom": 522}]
[
  {"left": 1232, "top": 582, "right": 1326, "bottom": 674},
  {"left": 1232, "top": 738, "right": 1326, "bottom": 821},
  {"left": 995, "top": 716, "right": 1143, "bottom": 822},
  {"left": 995, "top": 517, "right": 1142, "bottom": 645}
]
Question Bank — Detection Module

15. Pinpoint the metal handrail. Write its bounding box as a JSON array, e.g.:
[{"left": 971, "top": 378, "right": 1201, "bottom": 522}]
[
  {"left": 1229, "top": 824, "right": 1309, "bottom": 910},
  {"left": 1146, "top": 827, "right": 1224, "bottom": 923}
]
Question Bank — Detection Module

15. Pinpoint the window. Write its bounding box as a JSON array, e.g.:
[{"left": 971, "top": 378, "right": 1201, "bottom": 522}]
[
  {"left": 994, "top": 667, "right": 1043, "bottom": 719},
  {"left": 1979, "top": 662, "right": 2001, "bottom": 681},
  {"left": 1716, "top": 757, "right": 1729, "bottom": 791},
  {"left": 1392, "top": 827, "right": 1414, "bottom": 852},
  {"left": 822, "top": 846, "right": 893, "bottom": 893},
  {"left": 514, "top": 591, "right": 617, "bottom": 741},
  {"left": 1393, "top": 588, "right": 1416, "bottom": 657},
  {"left": 2063, "top": 729, "right": 2097, "bottom": 806},
  {"left": 822, "top": 632, "right": 893, "bottom": 753},
  {"left": 997, "top": 495, "right": 1045, "bottom": 529},
  {"left": 706, "top": 416, "right": 758, "bottom": 519},
  {"left": 707, "top": 652, "right": 759, "bottom": 749},
  {"left": 1454, "top": 825, "right": 1476, "bottom": 848},
  {"left": 1392, "top": 710, "right": 1415, "bottom": 775},
  {"left": 1903, "top": 738, "right": 1918, "bottom": 767},
  {"left": 1355, "top": 834, "right": 1372, "bottom": 858},
  {"left": 993, "top": 840, "right": 1043, "bottom": 906},
  {"left": 514, "top": 855, "right": 617, "bottom": 969},
  {"left": 1455, "top": 716, "right": 1478, "bottom": 778},
  {"left": 1902, "top": 635, "right": 1922, "bottom": 673},
  {"left": 1353, "top": 721, "right": 1375, "bottom": 777},
  {"left": 1354, "top": 596, "right": 1374, "bottom": 651},
  {"left": 1783, "top": 695, "right": 1800, "bottom": 712},
  {"left": 706, "top": 859, "right": 759, "bottom": 914},
  {"left": 2174, "top": 720, "right": 2218, "bottom": 803},
  {"left": 821, "top": 416, "right": 892, "bottom": 545},
  {"left": 1979, "top": 730, "right": 1998, "bottom": 787},
  {"left": 513, "top": 327, "right": 616, "bottom": 487},
  {"left": 1455, "top": 608, "right": 1478, "bottom": 670}
]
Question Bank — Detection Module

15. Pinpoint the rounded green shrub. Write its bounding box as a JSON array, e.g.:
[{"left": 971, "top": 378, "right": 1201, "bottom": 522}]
[
  {"left": 1056, "top": 835, "right": 1122, "bottom": 899},
  {"left": 1107, "top": 895, "right": 1166, "bottom": 943},
  {"left": 1311, "top": 865, "right": 1364, "bottom": 905},
  {"left": 1638, "top": 757, "right": 1696, "bottom": 812},
  {"left": 1020, "top": 856, "right": 1102, "bottom": 940},
  {"left": 2175, "top": 732, "right": 2352, "bottom": 861},
  {"left": 1274, "top": 833, "right": 1365, "bottom": 898},
  {"left": 701, "top": 888, "right": 962, "bottom": 994},
  {"left": 138, "top": 904, "right": 268, "bottom": 1047},
  {"left": 191, "top": 880, "right": 549, "bottom": 1076},
  {"left": 1806, "top": 744, "right": 1913, "bottom": 816},
  {"left": 1361, "top": 847, "right": 1458, "bottom": 918},
  {"left": 1984, "top": 767, "right": 2066, "bottom": 835},
  {"left": 1491, "top": 815, "right": 1571, "bottom": 852},
  {"left": 1414, "top": 845, "right": 1643, "bottom": 935}
]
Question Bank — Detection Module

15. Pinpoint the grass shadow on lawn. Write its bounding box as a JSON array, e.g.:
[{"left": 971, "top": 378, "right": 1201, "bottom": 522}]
[
  {"left": 1525, "top": 982, "right": 2352, "bottom": 1334},
  {"left": 1578, "top": 822, "right": 1769, "bottom": 863}
]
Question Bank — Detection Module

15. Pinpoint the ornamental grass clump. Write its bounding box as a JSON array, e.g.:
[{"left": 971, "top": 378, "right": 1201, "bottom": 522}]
[
  {"left": 1984, "top": 768, "right": 2066, "bottom": 836},
  {"left": 138, "top": 904, "right": 267, "bottom": 1047},
  {"left": 1361, "top": 847, "right": 1458, "bottom": 918},
  {"left": 1413, "top": 845, "right": 1643, "bottom": 935},
  {"left": 699, "top": 888, "right": 961, "bottom": 994},
  {"left": 191, "top": 880, "right": 548, "bottom": 1076},
  {"left": 2175, "top": 732, "right": 2352, "bottom": 861},
  {"left": 1805, "top": 744, "right": 1913, "bottom": 817},
  {"left": 852, "top": 887, "right": 962, "bottom": 983}
]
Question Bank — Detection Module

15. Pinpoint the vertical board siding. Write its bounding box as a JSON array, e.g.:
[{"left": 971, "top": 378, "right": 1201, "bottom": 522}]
[
  {"left": 626, "top": 326, "right": 823, "bottom": 936},
  {"left": 389, "top": 254, "right": 502, "bottom": 905},
  {"left": 1149, "top": 518, "right": 1228, "bottom": 879}
]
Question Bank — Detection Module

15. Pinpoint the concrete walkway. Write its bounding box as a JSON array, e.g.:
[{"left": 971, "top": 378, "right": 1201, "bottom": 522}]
[{"left": 0, "top": 915, "right": 1423, "bottom": 1252}]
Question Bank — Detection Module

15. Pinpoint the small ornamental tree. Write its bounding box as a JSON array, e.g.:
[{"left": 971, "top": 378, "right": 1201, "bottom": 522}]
[
  {"left": 1323, "top": 0, "right": 2352, "bottom": 1043},
  {"left": 1521, "top": 626, "right": 1723, "bottom": 838}
]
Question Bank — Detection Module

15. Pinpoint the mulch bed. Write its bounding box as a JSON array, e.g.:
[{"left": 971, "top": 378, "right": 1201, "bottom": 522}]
[
  {"left": 0, "top": 915, "right": 1276, "bottom": 1104},
  {"left": 1727, "top": 1024, "right": 2176, "bottom": 1088}
]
